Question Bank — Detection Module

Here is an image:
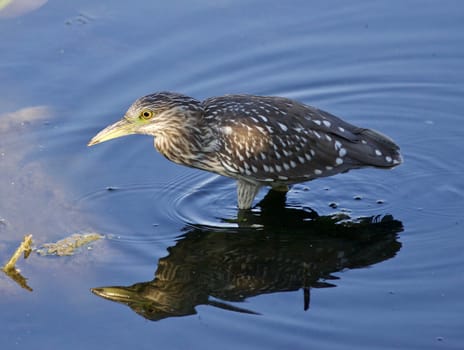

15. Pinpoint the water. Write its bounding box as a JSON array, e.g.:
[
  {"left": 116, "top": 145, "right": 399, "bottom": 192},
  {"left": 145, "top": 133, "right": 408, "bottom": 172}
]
[{"left": 1, "top": 0, "right": 463, "bottom": 349}]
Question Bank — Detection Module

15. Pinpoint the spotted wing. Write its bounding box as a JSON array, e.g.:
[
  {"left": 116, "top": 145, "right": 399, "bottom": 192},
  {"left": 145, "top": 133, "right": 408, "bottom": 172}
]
[{"left": 203, "top": 95, "right": 401, "bottom": 184}]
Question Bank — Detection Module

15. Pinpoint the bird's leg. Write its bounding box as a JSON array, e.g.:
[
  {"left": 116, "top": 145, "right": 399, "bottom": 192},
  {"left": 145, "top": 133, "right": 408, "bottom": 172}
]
[{"left": 237, "top": 180, "right": 261, "bottom": 210}]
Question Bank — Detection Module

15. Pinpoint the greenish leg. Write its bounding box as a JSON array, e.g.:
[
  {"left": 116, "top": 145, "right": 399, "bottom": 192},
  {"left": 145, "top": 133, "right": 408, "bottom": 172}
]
[{"left": 237, "top": 180, "right": 261, "bottom": 210}]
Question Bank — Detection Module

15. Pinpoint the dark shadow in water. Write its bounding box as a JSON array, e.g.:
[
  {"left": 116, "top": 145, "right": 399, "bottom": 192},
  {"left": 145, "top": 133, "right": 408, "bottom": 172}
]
[{"left": 92, "top": 191, "right": 403, "bottom": 321}]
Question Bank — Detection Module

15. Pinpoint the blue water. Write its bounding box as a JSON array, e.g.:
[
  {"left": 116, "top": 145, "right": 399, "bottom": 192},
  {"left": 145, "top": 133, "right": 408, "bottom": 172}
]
[{"left": 1, "top": 1, "right": 463, "bottom": 349}]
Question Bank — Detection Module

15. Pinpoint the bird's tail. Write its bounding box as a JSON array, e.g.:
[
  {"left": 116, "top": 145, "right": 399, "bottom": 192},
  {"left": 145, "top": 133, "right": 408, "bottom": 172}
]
[{"left": 348, "top": 128, "right": 402, "bottom": 168}]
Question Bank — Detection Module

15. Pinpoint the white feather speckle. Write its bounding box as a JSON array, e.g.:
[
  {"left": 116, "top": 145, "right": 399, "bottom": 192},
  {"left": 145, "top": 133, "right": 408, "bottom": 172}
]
[
  {"left": 278, "top": 122, "right": 288, "bottom": 132},
  {"left": 222, "top": 126, "right": 233, "bottom": 135}
]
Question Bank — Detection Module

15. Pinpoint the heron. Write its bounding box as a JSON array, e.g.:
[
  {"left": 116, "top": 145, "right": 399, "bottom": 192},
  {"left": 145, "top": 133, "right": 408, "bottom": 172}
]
[{"left": 88, "top": 92, "right": 402, "bottom": 209}]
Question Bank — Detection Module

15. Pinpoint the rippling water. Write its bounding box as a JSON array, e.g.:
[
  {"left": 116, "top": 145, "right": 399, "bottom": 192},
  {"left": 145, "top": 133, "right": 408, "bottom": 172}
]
[{"left": 1, "top": 1, "right": 463, "bottom": 349}]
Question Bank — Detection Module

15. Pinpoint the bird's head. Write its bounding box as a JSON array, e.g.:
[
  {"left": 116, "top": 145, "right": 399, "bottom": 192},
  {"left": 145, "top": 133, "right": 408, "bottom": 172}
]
[{"left": 88, "top": 92, "right": 202, "bottom": 146}]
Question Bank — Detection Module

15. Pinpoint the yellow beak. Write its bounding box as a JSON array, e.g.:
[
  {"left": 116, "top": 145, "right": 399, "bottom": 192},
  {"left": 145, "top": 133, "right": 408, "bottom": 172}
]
[{"left": 88, "top": 118, "right": 135, "bottom": 146}]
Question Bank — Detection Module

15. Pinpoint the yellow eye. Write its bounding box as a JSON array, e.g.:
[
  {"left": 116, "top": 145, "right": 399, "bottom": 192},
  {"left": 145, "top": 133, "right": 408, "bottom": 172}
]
[{"left": 140, "top": 110, "right": 153, "bottom": 120}]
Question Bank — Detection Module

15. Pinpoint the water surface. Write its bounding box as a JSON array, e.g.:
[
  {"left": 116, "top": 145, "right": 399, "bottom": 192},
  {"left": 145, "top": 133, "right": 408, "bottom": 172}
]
[{"left": 1, "top": 1, "right": 463, "bottom": 349}]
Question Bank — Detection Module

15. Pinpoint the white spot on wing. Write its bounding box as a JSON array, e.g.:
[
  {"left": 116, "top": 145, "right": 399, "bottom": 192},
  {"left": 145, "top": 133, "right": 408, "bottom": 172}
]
[
  {"left": 222, "top": 126, "right": 233, "bottom": 135},
  {"left": 278, "top": 122, "right": 288, "bottom": 131},
  {"left": 222, "top": 162, "right": 238, "bottom": 173}
]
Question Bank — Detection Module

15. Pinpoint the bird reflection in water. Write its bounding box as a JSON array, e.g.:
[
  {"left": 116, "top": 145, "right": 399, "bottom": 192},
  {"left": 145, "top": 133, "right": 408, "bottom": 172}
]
[{"left": 92, "top": 192, "right": 403, "bottom": 321}]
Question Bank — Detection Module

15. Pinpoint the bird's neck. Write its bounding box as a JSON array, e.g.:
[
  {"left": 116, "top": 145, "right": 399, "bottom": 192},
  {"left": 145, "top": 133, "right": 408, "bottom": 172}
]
[{"left": 154, "top": 112, "right": 220, "bottom": 172}]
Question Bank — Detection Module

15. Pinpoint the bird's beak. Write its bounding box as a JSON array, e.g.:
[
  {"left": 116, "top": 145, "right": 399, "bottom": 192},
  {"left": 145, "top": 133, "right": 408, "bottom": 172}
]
[
  {"left": 88, "top": 118, "right": 135, "bottom": 146},
  {"left": 91, "top": 286, "right": 138, "bottom": 302}
]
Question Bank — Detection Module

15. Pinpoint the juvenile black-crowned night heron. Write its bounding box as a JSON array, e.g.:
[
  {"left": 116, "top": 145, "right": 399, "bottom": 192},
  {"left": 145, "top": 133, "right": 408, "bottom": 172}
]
[{"left": 88, "top": 92, "right": 402, "bottom": 209}]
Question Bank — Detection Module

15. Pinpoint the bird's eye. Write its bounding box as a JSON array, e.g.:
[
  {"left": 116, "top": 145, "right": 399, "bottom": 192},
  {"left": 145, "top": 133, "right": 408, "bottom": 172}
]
[{"left": 140, "top": 110, "right": 154, "bottom": 120}]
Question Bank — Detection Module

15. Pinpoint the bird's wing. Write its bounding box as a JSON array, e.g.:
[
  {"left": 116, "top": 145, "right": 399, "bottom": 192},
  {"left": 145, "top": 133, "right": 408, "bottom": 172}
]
[{"left": 203, "top": 95, "right": 401, "bottom": 184}]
